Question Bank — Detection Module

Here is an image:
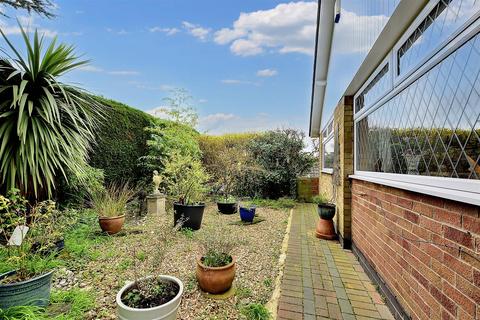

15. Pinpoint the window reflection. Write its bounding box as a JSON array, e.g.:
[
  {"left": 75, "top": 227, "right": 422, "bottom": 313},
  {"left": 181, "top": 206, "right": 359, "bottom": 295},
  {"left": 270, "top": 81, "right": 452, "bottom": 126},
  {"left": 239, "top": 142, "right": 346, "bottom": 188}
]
[
  {"left": 323, "top": 139, "right": 335, "bottom": 170},
  {"left": 357, "top": 32, "right": 480, "bottom": 179},
  {"left": 398, "top": 0, "right": 480, "bottom": 76}
]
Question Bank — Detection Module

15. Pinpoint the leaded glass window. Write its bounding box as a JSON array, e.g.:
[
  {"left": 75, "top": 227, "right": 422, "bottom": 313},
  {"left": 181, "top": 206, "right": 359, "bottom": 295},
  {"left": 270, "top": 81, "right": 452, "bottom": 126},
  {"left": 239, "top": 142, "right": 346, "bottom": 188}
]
[
  {"left": 398, "top": 0, "right": 480, "bottom": 76},
  {"left": 355, "top": 63, "right": 390, "bottom": 113},
  {"left": 357, "top": 32, "right": 480, "bottom": 179}
]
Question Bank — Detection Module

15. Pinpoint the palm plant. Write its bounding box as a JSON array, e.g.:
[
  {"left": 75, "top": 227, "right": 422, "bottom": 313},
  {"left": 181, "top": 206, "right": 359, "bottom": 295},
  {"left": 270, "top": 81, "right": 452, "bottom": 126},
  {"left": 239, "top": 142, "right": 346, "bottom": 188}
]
[{"left": 0, "top": 23, "right": 102, "bottom": 198}]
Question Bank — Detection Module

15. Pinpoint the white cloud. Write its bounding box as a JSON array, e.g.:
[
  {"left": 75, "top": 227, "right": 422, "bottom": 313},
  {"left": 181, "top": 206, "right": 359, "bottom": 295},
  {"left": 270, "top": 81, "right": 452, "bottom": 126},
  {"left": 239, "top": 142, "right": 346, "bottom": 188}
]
[
  {"left": 182, "top": 21, "right": 210, "bottom": 41},
  {"left": 0, "top": 16, "right": 57, "bottom": 37},
  {"left": 149, "top": 26, "right": 180, "bottom": 36},
  {"left": 256, "top": 68, "right": 278, "bottom": 77},
  {"left": 199, "top": 113, "right": 237, "bottom": 126},
  {"left": 78, "top": 65, "right": 103, "bottom": 72},
  {"left": 107, "top": 70, "right": 140, "bottom": 76},
  {"left": 198, "top": 112, "right": 295, "bottom": 134},
  {"left": 78, "top": 66, "right": 140, "bottom": 76},
  {"left": 221, "top": 79, "right": 259, "bottom": 86},
  {"left": 106, "top": 28, "right": 130, "bottom": 35},
  {"left": 214, "top": 1, "right": 390, "bottom": 56}
]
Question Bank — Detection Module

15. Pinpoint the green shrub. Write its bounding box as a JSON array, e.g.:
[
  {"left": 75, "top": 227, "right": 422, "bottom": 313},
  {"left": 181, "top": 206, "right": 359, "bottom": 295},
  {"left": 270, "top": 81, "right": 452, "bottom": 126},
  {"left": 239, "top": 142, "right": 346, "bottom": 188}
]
[
  {"left": 240, "top": 303, "right": 271, "bottom": 320},
  {"left": 312, "top": 194, "right": 329, "bottom": 205},
  {"left": 140, "top": 119, "right": 201, "bottom": 173},
  {"left": 247, "top": 129, "right": 316, "bottom": 198},
  {"left": 88, "top": 96, "right": 156, "bottom": 185},
  {"left": 0, "top": 305, "right": 46, "bottom": 320}
]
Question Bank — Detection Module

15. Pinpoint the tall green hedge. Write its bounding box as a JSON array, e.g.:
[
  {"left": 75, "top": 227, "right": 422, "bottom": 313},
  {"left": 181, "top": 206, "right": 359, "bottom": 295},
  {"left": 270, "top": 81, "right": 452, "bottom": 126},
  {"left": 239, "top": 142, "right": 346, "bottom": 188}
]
[{"left": 88, "top": 97, "right": 156, "bottom": 184}]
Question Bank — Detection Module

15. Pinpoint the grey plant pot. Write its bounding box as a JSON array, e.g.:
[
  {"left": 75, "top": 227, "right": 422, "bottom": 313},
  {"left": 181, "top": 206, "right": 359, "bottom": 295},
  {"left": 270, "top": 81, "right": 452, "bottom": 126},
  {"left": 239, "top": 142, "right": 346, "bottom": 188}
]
[{"left": 0, "top": 270, "right": 54, "bottom": 309}]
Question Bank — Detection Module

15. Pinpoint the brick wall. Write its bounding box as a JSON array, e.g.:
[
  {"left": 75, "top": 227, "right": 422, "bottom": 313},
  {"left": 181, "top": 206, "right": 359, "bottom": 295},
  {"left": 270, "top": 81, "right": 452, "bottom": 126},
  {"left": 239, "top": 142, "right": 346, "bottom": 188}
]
[
  {"left": 351, "top": 179, "right": 480, "bottom": 320},
  {"left": 318, "top": 96, "right": 354, "bottom": 246}
]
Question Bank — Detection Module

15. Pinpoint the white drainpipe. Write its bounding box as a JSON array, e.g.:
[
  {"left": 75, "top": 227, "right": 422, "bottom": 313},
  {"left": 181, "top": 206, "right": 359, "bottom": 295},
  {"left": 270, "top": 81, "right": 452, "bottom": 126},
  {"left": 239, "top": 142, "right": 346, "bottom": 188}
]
[{"left": 310, "top": 0, "right": 340, "bottom": 137}]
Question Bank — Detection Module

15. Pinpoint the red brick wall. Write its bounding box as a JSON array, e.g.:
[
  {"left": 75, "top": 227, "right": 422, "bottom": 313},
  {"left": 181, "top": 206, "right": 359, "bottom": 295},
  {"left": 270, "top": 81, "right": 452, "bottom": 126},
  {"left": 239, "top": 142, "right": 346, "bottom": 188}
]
[{"left": 351, "top": 179, "right": 480, "bottom": 320}]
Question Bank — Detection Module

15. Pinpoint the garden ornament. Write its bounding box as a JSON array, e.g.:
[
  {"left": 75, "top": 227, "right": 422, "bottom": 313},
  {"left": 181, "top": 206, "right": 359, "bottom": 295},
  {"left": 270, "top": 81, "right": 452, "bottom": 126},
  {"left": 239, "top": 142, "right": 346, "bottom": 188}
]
[{"left": 152, "top": 170, "right": 162, "bottom": 195}]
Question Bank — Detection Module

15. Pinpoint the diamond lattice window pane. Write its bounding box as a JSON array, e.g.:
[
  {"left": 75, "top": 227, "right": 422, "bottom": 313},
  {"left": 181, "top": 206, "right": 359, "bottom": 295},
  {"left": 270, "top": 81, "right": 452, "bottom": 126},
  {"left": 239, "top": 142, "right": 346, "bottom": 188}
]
[{"left": 357, "top": 32, "right": 480, "bottom": 180}]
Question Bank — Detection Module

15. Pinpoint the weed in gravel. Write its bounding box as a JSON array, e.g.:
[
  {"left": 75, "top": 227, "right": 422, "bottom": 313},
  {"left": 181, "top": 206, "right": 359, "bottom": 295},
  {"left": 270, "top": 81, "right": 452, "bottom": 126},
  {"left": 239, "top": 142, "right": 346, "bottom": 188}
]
[
  {"left": 240, "top": 303, "right": 271, "bottom": 320},
  {"left": 236, "top": 285, "right": 253, "bottom": 299},
  {"left": 181, "top": 227, "right": 195, "bottom": 239},
  {"left": 136, "top": 251, "right": 146, "bottom": 261},
  {"left": 117, "top": 258, "right": 133, "bottom": 271},
  {"left": 263, "top": 278, "right": 272, "bottom": 288},
  {"left": 185, "top": 274, "right": 197, "bottom": 292}
]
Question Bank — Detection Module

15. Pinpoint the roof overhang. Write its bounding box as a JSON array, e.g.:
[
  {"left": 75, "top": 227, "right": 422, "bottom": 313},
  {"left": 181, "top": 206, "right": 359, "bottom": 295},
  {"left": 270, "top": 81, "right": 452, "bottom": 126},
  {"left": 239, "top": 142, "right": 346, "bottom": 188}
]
[
  {"left": 309, "top": 0, "right": 336, "bottom": 138},
  {"left": 309, "top": 0, "right": 428, "bottom": 138}
]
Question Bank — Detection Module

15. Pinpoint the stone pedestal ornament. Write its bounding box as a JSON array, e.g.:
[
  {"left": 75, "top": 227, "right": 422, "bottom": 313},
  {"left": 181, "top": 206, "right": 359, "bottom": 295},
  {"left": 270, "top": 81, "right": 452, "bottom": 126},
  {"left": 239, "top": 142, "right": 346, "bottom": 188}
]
[{"left": 147, "top": 170, "right": 166, "bottom": 216}]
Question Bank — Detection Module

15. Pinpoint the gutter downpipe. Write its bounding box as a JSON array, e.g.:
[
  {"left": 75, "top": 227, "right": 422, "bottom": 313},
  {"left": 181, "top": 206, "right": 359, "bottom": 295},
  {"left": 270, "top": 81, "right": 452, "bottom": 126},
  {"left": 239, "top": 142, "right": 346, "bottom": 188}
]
[{"left": 309, "top": 0, "right": 338, "bottom": 137}]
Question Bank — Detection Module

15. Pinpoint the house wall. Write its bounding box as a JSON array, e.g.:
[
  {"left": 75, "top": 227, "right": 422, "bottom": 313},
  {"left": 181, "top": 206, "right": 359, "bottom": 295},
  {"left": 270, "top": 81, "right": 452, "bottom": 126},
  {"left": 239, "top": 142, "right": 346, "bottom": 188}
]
[
  {"left": 318, "top": 97, "right": 354, "bottom": 247},
  {"left": 351, "top": 179, "right": 480, "bottom": 320}
]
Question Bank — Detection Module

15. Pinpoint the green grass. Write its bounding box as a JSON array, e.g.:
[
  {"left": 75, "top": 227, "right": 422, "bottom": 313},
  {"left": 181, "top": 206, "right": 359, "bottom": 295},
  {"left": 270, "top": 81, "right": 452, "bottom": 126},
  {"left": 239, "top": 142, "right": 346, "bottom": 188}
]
[
  {"left": 246, "top": 197, "right": 296, "bottom": 210},
  {"left": 0, "top": 288, "right": 95, "bottom": 320},
  {"left": 0, "top": 305, "right": 46, "bottom": 320},
  {"left": 180, "top": 227, "right": 195, "bottom": 239},
  {"left": 61, "top": 210, "right": 109, "bottom": 268},
  {"left": 48, "top": 288, "right": 95, "bottom": 319},
  {"left": 240, "top": 303, "right": 272, "bottom": 320}
]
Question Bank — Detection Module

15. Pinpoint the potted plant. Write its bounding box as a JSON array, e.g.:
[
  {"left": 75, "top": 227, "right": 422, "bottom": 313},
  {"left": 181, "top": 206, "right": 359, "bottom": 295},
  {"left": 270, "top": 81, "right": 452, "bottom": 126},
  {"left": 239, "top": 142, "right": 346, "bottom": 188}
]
[
  {"left": 116, "top": 219, "right": 184, "bottom": 320},
  {"left": 217, "top": 196, "right": 237, "bottom": 215},
  {"left": 0, "top": 190, "right": 58, "bottom": 309},
  {"left": 239, "top": 205, "right": 256, "bottom": 223},
  {"left": 213, "top": 149, "right": 245, "bottom": 215},
  {"left": 162, "top": 152, "right": 209, "bottom": 230},
  {"left": 312, "top": 194, "right": 336, "bottom": 240},
  {"left": 90, "top": 183, "right": 135, "bottom": 235},
  {"left": 196, "top": 230, "right": 236, "bottom": 294}
]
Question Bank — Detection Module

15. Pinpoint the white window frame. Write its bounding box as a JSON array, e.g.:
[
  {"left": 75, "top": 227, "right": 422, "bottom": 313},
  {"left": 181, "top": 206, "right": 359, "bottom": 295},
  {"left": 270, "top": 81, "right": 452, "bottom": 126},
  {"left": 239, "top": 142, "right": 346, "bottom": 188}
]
[
  {"left": 321, "top": 117, "right": 334, "bottom": 174},
  {"left": 353, "top": 55, "right": 393, "bottom": 118},
  {"left": 393, "top": 0, "right": 480, "bottom": 86},
  {"left": 352, "top": 5, "right": 480, "bottom": 206}
]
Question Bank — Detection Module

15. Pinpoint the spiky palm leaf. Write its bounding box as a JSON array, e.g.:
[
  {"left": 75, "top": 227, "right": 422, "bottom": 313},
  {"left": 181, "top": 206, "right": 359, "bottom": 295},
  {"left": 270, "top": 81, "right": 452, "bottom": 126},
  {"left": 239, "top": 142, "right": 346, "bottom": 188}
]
[{"left": 0, "top": 24, "right": 102, "bottom": 198}]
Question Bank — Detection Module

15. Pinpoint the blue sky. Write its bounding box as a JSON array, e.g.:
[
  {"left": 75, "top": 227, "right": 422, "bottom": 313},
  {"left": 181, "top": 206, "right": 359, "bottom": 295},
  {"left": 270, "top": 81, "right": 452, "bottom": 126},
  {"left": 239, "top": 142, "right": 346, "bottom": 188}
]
[{"left": 0, "top": 0, "right": 389, "bottom": 134}]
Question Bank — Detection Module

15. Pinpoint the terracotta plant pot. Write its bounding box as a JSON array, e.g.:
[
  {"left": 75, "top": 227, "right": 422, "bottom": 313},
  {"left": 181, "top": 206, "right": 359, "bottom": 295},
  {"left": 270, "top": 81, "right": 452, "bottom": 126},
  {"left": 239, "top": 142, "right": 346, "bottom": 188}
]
[
  {"left": 99, "top": 215, "right": 125, "bottom": 235},
  {"left": 116, "top": 275, "right": 184, "bottom": 320},
  {"left": 315, "top": 203, "right": 337, "bottom": 240},
  {"left": 196, "top": 256, "right": 236, "bottom": 294}
]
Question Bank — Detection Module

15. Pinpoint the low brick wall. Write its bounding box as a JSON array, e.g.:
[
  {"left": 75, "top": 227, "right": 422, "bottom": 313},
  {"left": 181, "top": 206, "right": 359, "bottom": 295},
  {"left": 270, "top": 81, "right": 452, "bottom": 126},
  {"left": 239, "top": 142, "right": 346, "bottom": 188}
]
[{"left": 351, "top": 179, "right": 479, "bottom": 320}]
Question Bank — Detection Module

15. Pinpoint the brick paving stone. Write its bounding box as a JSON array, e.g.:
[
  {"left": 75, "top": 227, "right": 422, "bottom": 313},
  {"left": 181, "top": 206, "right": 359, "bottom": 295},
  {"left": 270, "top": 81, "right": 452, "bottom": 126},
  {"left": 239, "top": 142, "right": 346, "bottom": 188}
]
[{"left": 277, "top": 204, "right": 394, "bottom": 320}]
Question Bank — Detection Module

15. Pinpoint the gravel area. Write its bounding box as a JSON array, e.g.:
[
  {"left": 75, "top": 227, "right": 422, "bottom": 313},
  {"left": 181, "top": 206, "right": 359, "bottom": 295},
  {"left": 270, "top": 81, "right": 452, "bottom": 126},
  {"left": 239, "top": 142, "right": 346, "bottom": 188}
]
[{"left": 67, "top": 203, "right": 289, "bottom": 319}]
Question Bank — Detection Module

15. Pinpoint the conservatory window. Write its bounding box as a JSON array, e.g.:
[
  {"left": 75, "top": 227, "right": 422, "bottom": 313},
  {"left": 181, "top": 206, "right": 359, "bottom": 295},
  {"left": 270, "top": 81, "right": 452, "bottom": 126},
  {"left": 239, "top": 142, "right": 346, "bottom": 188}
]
[
  {"left": 355, "top": 63, "right": 391, "bottom": 113},
  {"left": 356, "top": 31, "right": 480, "bottom": 181},
  {"left": 397, "top": 0, "right": 480, "bottom": 77}
]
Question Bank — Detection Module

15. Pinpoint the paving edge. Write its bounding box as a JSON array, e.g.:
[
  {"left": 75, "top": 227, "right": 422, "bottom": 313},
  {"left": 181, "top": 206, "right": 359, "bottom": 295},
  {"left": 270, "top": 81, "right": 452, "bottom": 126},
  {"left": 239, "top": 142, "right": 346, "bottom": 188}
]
[{"left": 265, "top": 207, "right": 294, "bottom": 318}]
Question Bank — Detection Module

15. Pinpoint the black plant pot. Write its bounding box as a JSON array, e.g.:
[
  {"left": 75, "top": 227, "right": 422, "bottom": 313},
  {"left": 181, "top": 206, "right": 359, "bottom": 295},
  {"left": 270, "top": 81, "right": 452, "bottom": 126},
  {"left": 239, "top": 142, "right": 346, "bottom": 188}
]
[
  {"left": 31, "top": 239, "right": 65, "bottom": 256},
  {"left": 173, "top": 203, "right": 205, "bottom": 230},
  {"left": 217, "top": 202, "right": 237, "bottom": 215},
  {"left": 317, "top": 203, "right": 336, "bottom": 220}
]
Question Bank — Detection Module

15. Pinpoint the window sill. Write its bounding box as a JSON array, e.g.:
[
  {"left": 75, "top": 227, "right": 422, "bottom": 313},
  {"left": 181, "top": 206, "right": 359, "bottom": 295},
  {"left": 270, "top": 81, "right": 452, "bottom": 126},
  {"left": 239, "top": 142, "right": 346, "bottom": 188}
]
[
  {"left": 321, "top": 169, "right": 333, "bottom": 175},
  {"left": 349, "top": 174, "right": 480, "bottom": 206}
]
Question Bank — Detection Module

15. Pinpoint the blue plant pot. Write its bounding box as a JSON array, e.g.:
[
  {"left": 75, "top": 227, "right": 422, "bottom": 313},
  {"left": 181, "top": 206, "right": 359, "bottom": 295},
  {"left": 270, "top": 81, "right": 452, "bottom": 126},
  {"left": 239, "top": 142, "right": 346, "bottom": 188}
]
[
  {"left": 239, "top": 206, "right": 256, "bottom": 223},
  {"left": 0, "top": 270, "right": 54, "bottom": 308}
]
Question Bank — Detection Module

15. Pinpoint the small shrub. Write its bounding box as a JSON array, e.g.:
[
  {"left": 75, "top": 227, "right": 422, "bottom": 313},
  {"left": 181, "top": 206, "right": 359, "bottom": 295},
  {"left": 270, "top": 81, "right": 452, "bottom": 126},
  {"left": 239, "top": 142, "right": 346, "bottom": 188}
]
[
  {"left": 240, "top": 303, "right": 271, "bottom": 320},
  {"left": 199, "top": 228, "right": 236, "bottom": 267},
  {"left": 90, "top": 183, "right": 135, "bottom": 218},
  {"left": 312, "top": 194, "right": 329, "bottom": 205}
]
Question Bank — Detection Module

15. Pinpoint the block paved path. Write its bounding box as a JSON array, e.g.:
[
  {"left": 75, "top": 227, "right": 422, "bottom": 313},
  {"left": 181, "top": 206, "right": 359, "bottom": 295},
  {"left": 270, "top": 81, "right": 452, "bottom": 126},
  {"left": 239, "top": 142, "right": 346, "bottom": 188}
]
[{"left": 277, "top": 204, "right": 394, "bottom": 320}]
